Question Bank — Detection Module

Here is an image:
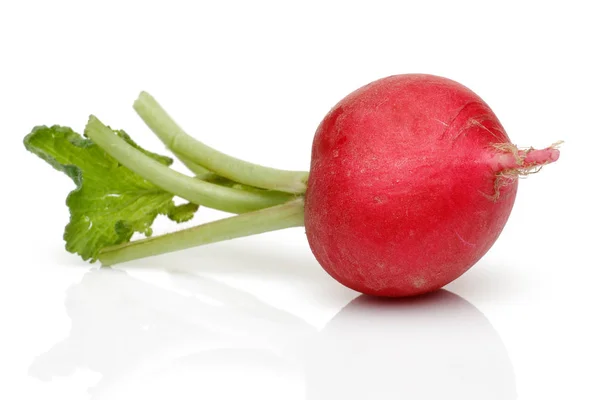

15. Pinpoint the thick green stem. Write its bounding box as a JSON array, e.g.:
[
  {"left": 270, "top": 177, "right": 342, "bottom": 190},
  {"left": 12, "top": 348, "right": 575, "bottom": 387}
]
[
  {"left": 173, "top": 151, "right": 274, "bottom": 196},
  {"left": 99, "top": 198, "right": 305, "bottom": 266},
  {"left": 85, "top": 116, "right": 293, "bottom": 214},
  {"left": 133, "top": 91, "right": 309, "bottom": 194},
  {"left": 174, "top": 150, "right": 214, "bottom": 178}
]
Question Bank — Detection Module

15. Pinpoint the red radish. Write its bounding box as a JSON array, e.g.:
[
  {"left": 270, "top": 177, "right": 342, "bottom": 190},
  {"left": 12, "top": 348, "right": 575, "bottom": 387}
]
[
  {"left": 305, "top": 74, "right": 559, "bottom": 296},
  {"left": 26, "top": 74, "right": 560, "bottom": 297}
]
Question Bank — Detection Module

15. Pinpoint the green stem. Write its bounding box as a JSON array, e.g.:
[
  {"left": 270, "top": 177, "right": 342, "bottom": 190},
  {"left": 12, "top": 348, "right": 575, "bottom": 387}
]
[
  {"left": 85, "top": 116, "right": 293, "bottom": 214},
  {"left": 99, "top": 198, "right": 305, "bottom": 266},
  {"left": 173, "top": 151, "right": 272, "bottom": 195},
  {"left": 174, "top": 150, "right": 214, "bottom": 178},
  {"left": 134, "top": 91, "right": 309, "bottom": 194}
]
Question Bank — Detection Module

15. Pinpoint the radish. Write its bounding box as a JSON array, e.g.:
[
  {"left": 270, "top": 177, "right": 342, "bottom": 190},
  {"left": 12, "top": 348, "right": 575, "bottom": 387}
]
[
  {"left": 25, "top": 74, "right": 560, "bottom": 296},
  {"left": 304, "top": 74, "right": 560, "bottom": 296}
]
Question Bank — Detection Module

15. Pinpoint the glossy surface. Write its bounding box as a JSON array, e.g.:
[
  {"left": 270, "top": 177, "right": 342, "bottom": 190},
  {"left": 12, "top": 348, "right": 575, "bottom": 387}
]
[{"left": 26, "top": 267, "right": 515, "bottom": 400}]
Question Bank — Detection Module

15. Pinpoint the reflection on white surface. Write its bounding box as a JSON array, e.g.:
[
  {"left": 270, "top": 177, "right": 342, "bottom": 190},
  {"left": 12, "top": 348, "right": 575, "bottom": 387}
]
[
  {"left": 30, "top": 268, "right": 314, "bottom": 399},
  {"left": 306, "top": 293, "right": 516, "bottom": 399},
  {"left": 30, "top": 268, "right": 515, "bottom": 399}
]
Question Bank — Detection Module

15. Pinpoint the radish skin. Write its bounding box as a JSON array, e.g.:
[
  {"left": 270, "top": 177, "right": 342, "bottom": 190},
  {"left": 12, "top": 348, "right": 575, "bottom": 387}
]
[{"left": 305, "top": 74, "right": 559, "bottom": 296}]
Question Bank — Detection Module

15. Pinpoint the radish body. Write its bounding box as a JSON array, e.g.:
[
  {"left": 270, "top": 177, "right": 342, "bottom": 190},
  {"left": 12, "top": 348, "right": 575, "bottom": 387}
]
[{"left": 305, "top": 74, "right": 558, "bottom": 296}]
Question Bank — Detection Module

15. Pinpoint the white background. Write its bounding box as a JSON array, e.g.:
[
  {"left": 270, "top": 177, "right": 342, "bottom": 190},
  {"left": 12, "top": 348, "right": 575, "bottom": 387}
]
[{"left": 1, "top": 1, "right": 598, "bottom": 399}]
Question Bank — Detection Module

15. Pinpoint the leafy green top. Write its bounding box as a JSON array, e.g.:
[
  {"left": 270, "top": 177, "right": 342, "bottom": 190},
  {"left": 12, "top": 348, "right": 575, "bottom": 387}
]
[{"left": 24, "top": 125, "right": 198, "bottom": 262}]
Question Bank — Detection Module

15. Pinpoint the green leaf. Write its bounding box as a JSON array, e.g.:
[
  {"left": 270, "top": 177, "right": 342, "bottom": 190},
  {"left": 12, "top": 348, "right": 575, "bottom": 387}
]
[
  {"left": 167, "top": 202, "right": 200, "bottom": 223},
  {"left": 24, "top": 125, "right": 198, "bottom": 262}
]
